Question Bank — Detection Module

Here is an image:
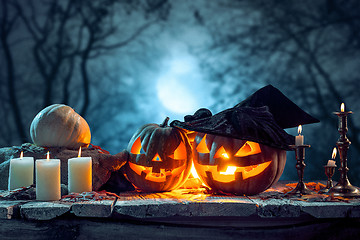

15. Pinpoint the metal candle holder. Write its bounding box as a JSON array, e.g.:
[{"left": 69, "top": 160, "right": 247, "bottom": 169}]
[
  {"left": 319, "top": 165, "right": 336, "bottom": 194},
  {"left": 329, "top": 110, "right": 360, "bottom": 197},
  {"left": 286, "top": 144, "right": 315, "bottom": 196}
]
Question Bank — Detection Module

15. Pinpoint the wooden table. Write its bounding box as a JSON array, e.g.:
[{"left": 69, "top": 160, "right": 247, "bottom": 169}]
[{"left": 1, "top": 181, "right": 360, "bottom": 239}]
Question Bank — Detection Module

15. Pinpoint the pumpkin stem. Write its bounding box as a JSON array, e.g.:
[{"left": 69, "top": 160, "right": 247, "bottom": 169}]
[{"left": 160, "top": 117, "right": 170, "bottom": 127}]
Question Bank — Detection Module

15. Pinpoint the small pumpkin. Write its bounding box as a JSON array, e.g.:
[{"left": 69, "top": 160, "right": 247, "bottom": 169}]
[
  {"left": 193, "top": 132, "right": 286, "bottom": 195},
  {"left": 125, "top": 117, "right": 192, "bottom": 192},
  {"left": 30, "top": 104, "right": 91, "bottom": 149}
]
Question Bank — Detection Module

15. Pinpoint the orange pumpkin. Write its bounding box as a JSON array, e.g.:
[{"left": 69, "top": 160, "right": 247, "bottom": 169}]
[
  {"left": 193, "top": 132, "right": 286, "bottom": 195},
  {"left": 125, "top": 117, "right": 192, "bottom": 192}
]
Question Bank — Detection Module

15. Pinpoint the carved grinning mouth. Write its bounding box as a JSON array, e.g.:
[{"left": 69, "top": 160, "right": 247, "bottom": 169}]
[
  {"left": 205, "top": 161, "right": 272, "bottom": 183},
  {"left": 129, "top": 162, "right": 186, "bottom": 183}
]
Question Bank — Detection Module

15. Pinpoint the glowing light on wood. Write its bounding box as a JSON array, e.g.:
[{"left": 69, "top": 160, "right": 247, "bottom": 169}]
[
  {"left": 173, "top": 142, "right": 187, "bottom": 159},
  {"left": 341, "top": 103, "right": 345, "bottom": 112},
  {"left": 196, "top": 134, "right": 210, "bottom": 153},
  {"left": 332, "top": 147, "right": 337, "bottom": 159},
  {"left": 235, "top": 141, "right": 262, "bottom": 157}
]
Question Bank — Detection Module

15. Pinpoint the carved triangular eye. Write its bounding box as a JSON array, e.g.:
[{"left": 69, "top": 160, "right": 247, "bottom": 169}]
[
  {"left": 196, "top": 134, "right": 210, "bottom": 153},
  {"left": 130, "top": 137, "right": 145, "bottom": 154},
  {"left": 234, "top": 141, "right": 261, "bottom": 157},
  {"left": 173, "top": 142, "right": 187, "bottom": 159},
  {"left": 214, "top": 146, "right": 230, "bottom": 159}
]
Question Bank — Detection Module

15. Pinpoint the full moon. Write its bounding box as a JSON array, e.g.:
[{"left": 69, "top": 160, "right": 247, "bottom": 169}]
[
  {"left": 156, "top": 57, "right": 203, "bottom": 114},
  {"left": 156, "top": 76, "right": 199, "bottom": 114}
]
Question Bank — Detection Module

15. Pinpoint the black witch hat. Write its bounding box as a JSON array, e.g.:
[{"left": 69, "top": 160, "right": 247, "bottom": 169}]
[{"left": 171, "top": 85, "right": 319, "bottom": 150}]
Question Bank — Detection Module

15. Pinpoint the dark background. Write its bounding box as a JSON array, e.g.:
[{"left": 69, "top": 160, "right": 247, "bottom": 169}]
[{"left": 1, "top": 0, "right": 360, "bottom": 185}]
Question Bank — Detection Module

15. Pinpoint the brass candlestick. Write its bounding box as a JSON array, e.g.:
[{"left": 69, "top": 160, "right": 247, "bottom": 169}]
[
  {"left": 329, "top": 108, "right": 360, "bottom": 197},
  {"left": 319, "top": 165, "right": 336, "bottom": 194},
  {"left": 286, "top": 144, "right": 315, "bottom": 196}
]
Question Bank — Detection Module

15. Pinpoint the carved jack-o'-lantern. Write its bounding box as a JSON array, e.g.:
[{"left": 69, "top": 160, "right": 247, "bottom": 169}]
[
  {"left": 193, "top": 132, "right": 286, "bottom": 195},
  {"left": 125, "top": 117, "right": 192, "bottom": 192},
  {"left": 171, "top": 85, "right": 319, "bottom": 195}
]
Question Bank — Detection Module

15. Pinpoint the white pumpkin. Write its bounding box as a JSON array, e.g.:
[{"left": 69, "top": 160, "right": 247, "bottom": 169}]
[{"left": 30, "top": 104, "right": 91, "bottom": 149}]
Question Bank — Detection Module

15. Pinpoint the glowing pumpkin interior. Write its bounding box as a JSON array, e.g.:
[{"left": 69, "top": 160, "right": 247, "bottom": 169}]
[{"left": 194, "top": 134, "right": 268, "bottom": 183}]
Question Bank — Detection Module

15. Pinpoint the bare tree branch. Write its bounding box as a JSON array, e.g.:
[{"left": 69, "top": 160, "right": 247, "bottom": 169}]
[{"left": 0, "top": 0, "right": 28, "bottom": 142}]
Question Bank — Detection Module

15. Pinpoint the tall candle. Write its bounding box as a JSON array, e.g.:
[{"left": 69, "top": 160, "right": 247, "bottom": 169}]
[
  {"left": 36, "top": 152, "right": 61, "bottom": 201},
  {"left": 68, "top": 147, "right": 92, "bottom": 193},
  {"left": 8, "top": 152, "right": 34, "bottom": 190},
  {"left": 295, "top": 125, "right": 304, "bottom": 146}
]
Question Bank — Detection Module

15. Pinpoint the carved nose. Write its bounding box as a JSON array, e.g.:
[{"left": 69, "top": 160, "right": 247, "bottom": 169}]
[{"left": 152, "top": 153, "right": 162, "bottom": 162}]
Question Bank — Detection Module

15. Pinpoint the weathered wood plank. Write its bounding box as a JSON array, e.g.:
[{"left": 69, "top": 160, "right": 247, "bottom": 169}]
[
  {"left": 0, "top": 200, "right": 28, "bottom": 219},
  {"left": 249, "top": 198, "right": 301, "bottom": 218},
  {"left": 299, "top": 201, "right": 359, "bottom": 218},
  {"left": 71, "top": 198, "right": 116, "bottom": 218},
  {"left": 115, "top": 199, "right": 257, "bottom": 218},
  {"left": 114, "top": 189, "right": 259, "bottom": 219},
  {"left": 20, "top": 201, "right": 71, "bottom": 220},
  {"left": 1, "top": 182, "right": 360, "bottom": 223}
]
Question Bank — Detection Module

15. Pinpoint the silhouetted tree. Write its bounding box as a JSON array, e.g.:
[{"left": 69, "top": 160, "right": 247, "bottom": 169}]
[
  {"left": 0, "top": 0, "right": 169, "bottom": 147},
  {"left": 0, "top": 0, "right": 26, "bottom": 142}
]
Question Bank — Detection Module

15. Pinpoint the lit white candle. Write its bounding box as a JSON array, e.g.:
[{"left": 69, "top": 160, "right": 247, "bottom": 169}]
[
  {"left": 36, "top": 152, "right": 61, "bottom": 201},
  {"left": 8, "top": 152, "right": 34, "bottom": 190},
  {"left": 68, "top": 147, "right": 92, "bottom": 193},
  {"left": 327, "top": 148, "right": 337, "bottom": 166},
  {"left": 295, "top": 125, "right": 304, "bottom": 146}
]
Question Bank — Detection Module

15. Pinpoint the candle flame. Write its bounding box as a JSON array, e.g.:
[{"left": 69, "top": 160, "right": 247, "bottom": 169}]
[
  {"left": 78, "top": 147, "right": 82, "bottom": 158},
  {"left": 341, "top": 103, "right": 345, "bottom": 112},
  {"left": 20, "top": 151, "right": 23, "bottom": 159},
  {"left": 297, "top": 125, "right": 302, "bottom": 135},
  {"left": 222, "top": 152, "right": 230, "bottom": 159},
  {"left": 46, "top": 151, "right": 50, "bottom": 161},
  {"left": 332, "top": 147, "right": 337, "bottom": 159}
]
